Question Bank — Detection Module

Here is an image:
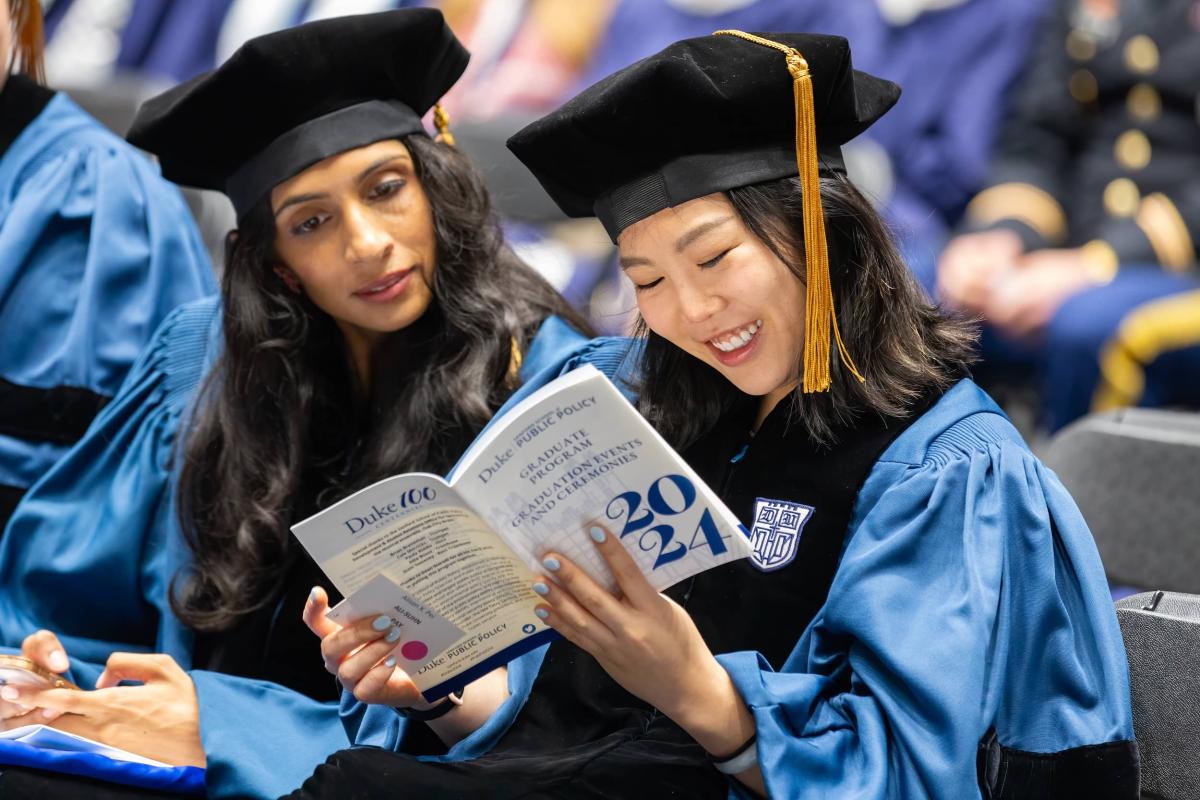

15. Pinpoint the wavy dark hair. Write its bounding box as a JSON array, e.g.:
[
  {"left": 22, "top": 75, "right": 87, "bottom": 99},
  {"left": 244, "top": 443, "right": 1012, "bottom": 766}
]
[
  {"left": 173, "top": 133, "right": 591, "bottom": 632},
  {"left": 635, "top": 171, "right": 976, "bottom": 447}
]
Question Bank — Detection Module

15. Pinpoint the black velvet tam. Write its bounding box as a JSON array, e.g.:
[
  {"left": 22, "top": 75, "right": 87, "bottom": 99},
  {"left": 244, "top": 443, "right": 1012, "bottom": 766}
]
[
  {"left": 127, "top": 8, "right": 468, "bottom": 218},
  {"left": 508, "top": 32, "right": 900, "bottom": 240}
]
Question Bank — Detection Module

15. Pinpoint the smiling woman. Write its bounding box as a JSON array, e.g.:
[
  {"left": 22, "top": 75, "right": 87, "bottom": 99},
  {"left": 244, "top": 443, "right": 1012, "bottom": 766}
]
[
  {"left": 620, "top": 197, "right": 809, "bottom": 411},
  {"left": 502, "top": 28, "right": 1138, "bottom": 800},
  {"left": 629, "top": 172, "right": 977, "bottom": 445}
]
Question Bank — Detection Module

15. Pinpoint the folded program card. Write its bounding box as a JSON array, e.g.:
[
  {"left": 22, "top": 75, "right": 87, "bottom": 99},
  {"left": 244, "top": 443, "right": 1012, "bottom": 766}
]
[
  {"left": 326, "top": 574, "right": 465, "bottom": 667},
  {"left": 293, "top": 365, "right": 752, "bottom": 701},
  {"left": 0, "top": 724, "right": 169, "bottom": 767}
]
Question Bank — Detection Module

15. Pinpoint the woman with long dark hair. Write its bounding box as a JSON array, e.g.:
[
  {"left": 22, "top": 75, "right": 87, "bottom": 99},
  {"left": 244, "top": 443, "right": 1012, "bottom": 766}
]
[
  {"left": 0, "top": 10, "right": 607, "bottom": 798},
  {"left": 288, "top": 31, "right": 1137, "bottom": 799}
]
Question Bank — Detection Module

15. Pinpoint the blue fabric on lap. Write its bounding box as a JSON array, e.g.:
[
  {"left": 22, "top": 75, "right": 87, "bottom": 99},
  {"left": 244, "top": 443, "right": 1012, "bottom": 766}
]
[{"left": 0, "top": 740, "right": 205, "bottom": 795}]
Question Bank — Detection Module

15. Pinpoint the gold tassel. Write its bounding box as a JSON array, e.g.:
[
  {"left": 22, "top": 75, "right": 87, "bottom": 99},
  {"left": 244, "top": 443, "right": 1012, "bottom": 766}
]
[
  {"left": 713, "top": 30, "right": 864, "bottom": 393},
  {"left": 432, "top": 103, "right": 457, "bottom": 147}
]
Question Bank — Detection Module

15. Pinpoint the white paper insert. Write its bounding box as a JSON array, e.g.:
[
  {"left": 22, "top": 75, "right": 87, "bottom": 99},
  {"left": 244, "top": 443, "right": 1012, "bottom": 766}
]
[
  {"left": 326, "top": 574, "right": 465, "bottom": 668},
  {"left": 0, "top": 724, "right": 170, "bottom": 767}
]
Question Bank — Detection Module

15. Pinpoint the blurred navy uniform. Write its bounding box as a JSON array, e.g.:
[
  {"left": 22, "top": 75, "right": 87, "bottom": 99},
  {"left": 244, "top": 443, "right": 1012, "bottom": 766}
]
[{"left": 962, "top": 0, "right": 1200, "bottom": 429}]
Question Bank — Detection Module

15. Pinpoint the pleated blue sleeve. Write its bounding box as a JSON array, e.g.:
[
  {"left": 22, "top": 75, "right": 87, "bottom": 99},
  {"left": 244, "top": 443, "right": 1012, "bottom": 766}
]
[
  {"left": 342, "top": 325, "right": 639, "bottom": 755},
  {"left": 717, "top": 382, "right": 1133, "bottom": 799},
  {"left": 0, "top": 93, "right": 215, "bottom": 490},
  {"left": 0, "top": 297, "right": 221, "bottom": 685}
]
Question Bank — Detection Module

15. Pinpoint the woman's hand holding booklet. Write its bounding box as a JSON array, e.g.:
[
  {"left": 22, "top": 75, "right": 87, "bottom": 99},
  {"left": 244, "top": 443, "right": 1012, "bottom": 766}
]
[{"left": 292, "top": 365, "right": 753, "bottom": 702}]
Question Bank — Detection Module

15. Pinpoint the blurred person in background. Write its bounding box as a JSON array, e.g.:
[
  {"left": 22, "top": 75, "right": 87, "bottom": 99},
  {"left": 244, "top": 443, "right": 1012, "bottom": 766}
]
[
  {"left": 40, "top": 0, "right": 235, "bottom": 86},
  {"left": 40, "top": 0, "right": 415, "bottom": 87},
  {"left": 937, "top": 0, "right": 1200, "bottom": 431},
  {"left": 0, "top": 0, "right": 214, "bottom": 533},
  {"left": 823, "top": 0, "right": 1048, "bottom": 256},
  {"left": 434, "top": 0, "right": 616, "bottom": 122},
  {"left": 37, "top": 0, "right": 610, "bottom": 94}
]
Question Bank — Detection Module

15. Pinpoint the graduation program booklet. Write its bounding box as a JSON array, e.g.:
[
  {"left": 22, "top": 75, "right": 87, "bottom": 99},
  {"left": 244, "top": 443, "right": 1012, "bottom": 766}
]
[{"left": 292, "top": 364, "right": 752, "bottom": 701}]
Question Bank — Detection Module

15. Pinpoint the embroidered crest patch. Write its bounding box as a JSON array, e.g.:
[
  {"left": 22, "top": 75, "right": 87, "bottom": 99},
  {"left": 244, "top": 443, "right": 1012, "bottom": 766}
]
[{"left": 748, "top": 497, "right": 813, "bottom": 572}]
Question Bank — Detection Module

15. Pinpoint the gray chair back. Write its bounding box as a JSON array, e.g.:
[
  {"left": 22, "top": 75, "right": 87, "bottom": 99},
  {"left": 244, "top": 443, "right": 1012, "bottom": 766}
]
[
  {"left": 1042, "top": 409, "right": 1200, "bottom": 592},
  {"left": 1115, "top": 591, "right": 1200, "bottom": 800}
]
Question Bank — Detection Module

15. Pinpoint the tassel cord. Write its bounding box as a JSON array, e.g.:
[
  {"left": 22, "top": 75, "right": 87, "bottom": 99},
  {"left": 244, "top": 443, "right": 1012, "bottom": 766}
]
[{"left": 713, "top": 30, "right": 865, "bottom": 392}]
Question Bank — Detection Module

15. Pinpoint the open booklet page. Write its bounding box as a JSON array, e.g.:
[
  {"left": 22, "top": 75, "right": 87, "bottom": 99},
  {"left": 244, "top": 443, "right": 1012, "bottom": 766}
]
[
  {"left": 292, "top": 365, "right": 751, "bottom": 699},
  {"left": 292, "top": 475, "right": 543, "bottom": 699},
  {"left": 451, "top": 365, "right": 750, "bottom": 591}
]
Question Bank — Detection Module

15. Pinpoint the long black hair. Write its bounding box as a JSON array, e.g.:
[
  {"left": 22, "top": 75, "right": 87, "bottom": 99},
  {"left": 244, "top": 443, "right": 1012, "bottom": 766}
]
[
  {"left": 173, "top": 133, "right": 591, "bottom": 632},
  {"left": 635, "top": 171, "right": 976, "bottom": 447}
]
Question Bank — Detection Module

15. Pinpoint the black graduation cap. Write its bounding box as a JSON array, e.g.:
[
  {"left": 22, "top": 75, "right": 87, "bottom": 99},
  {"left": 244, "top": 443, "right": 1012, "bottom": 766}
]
[
  {"left": 126, "top": 8, "right": 469, "bottom": 219},
  {"left": 508, "top": 31, "right": 900, "bottom": 394}
]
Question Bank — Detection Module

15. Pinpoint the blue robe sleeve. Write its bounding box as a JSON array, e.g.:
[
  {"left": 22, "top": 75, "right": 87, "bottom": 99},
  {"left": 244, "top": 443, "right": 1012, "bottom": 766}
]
[
  {"left": 0, "top": 94, "right": 215, "bottom": 491},
  {"left": 717, "top": 404, "right": 1133, "bottom": 798},
  {"left": 190, "top": 671, "right": 350, "bottom": 799},
  {"left": 0, "top": 297, "right": 221, "bottom": 686},
  {"left": 341, "top": 327, "right": 639, "bottom": 756},
  {"left": 0, "top": 297, "right": 352, "bottom": 800}
]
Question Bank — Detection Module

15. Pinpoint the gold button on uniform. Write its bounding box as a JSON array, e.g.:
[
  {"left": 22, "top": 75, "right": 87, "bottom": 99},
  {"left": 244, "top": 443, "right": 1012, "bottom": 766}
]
[
  {"left": 1114, "top": 129, "right": 1152, "bottom": 170},
  {"left": 1126, "top": 83, "right": 1161, "bottom": 120},
  {"left": 1070, "top": 69, "right": 1099, "bottom": 103},
  {"left": 1124, "top": 35, "right": 1160, "bottom": 74},
  {"left": 1104, "top": 178, "right": 1141, "bottom": 217},
  {"left": 1066, "top": 29, "right": 1096, "bottom": 61}
]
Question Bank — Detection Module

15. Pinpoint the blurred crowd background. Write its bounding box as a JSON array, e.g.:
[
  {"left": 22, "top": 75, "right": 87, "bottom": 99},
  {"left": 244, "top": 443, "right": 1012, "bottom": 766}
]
[{"left": 28, "top": 0, "right": 1200, "bottom": 441}]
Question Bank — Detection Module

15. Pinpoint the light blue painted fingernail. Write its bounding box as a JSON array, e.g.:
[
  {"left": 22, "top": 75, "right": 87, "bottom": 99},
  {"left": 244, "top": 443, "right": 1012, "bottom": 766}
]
[
  {"left": 589, "top": 526, "right": 606, "bottom": 543},
  {"left": 384, "top": 656, "right": 396, "bottom": 668},
  {"left": 534, "top": 608, "right": 550, "bottom": 619},
  {"left": 542, "top": 557, "right": 561, "bottom": 571},
  {"left": 308, "top": 588, "right": 317, "bottom": 603},
  {"left": 532, "top": 582, "right": 550, "bottom": 596},
  {"left": 372, "top": 615, "right": 392, "bottom": 631},
  {"left": 385, "top": 626, "right": 403, "bottom": 643}
]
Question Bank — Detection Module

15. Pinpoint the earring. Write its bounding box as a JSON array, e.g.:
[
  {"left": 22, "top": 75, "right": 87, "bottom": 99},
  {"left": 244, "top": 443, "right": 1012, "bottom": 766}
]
[
  {"left": 273, "top": 266, "right": 302, "bottom": 295},
  {"left": 433, "top": 103, "right": 456, "bottom": 147}
]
